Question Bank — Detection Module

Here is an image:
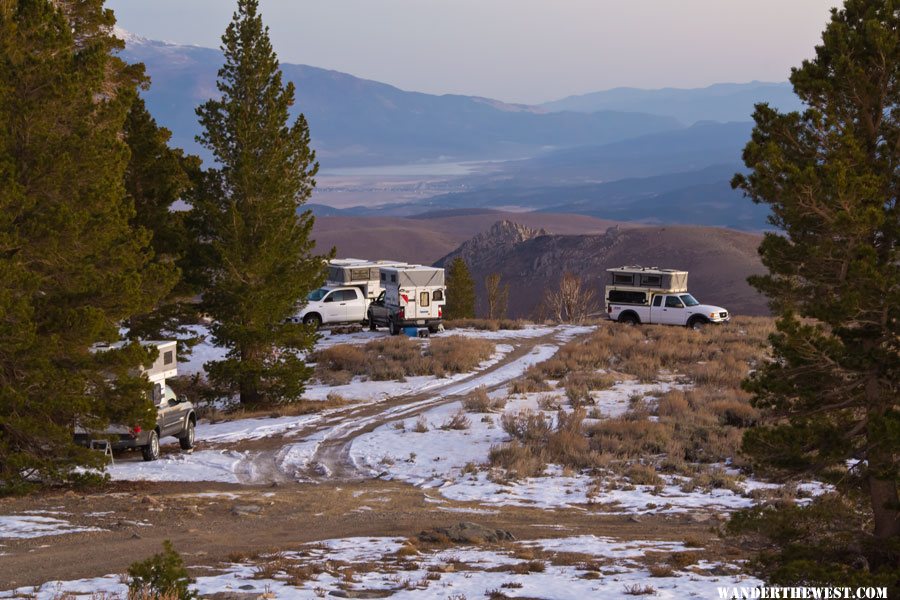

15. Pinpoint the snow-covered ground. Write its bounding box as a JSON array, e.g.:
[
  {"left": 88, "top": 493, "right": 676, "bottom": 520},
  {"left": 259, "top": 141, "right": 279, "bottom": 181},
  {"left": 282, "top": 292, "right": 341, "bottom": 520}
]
[
  {"left": 1, "top": 535, "right": 761, "bottom": 600},
  {"left": 0, "top": 514, "right": 103, "bottom": 539},
  {"left": 105, "top": 326, "right": 568, "bottom": 483}
]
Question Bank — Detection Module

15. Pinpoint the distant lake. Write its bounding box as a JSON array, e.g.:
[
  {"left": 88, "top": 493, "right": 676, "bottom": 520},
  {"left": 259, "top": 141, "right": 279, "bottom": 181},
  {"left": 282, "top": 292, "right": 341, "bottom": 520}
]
[{"left": 320, "top": 161, "right": 497, "bottom": 177}]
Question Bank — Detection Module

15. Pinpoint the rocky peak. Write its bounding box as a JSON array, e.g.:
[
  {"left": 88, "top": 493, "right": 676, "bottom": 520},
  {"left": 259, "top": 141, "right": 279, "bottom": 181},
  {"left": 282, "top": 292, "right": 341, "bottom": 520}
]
[{"left": 438, "top": 220, "right": 548, "bottom": 269}]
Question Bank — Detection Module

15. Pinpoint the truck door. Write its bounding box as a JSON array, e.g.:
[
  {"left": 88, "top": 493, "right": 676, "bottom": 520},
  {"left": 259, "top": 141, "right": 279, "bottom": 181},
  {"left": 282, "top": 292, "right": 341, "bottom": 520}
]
[
  {"left": 343, "top": 288, "right": 367, "bottom": 321},
  {"left": 157, "top": 385, "right": 180, "bottom": 437},
  {"left": 418, "top": 290, "right": 431, "bottom": 320},
  {"left": 321, "top": 291, "right": 344, "bottom": 322},
  {"left": 659, "top": 295, "right": 688, "bottom": 325}
]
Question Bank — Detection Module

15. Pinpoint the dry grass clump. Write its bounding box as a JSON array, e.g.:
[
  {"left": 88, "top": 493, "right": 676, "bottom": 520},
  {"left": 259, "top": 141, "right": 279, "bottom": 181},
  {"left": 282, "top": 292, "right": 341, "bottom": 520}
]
[
  {"left": 507, "top": 366, "right": 551, "bottom": 394},
  {"left": 443, "top": 319, "right": 526, "bottom": 331},
  {"left": 441, "top": 411, "right": 472, "bottom": 430},
  {"left": 462, "top": 387, "right": 507, "bottom": 413},
  {"left": 312, "top": 335, "right": 494, "bottom": 384}
]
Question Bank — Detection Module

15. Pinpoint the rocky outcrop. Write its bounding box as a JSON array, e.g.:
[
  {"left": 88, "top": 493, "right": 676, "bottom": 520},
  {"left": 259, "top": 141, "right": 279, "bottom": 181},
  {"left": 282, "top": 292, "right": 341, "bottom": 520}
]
[{"left": 436, "top": 220, "right": 548, "bottom": 270}]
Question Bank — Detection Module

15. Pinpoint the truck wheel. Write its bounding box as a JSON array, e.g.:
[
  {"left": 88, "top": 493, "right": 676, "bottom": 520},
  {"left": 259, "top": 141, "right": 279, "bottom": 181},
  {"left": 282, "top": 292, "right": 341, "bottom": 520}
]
[
  {"left": 179, "top": 419, "right": 195, "bottom": 450},
  {"left": 688, "top": 316, "right": 708, "bottom": 331},
  {"left": 141, "top": 430, "right": 160, "bottom": 462},
  {"left": 389, "top": 318, "right": 400, "bottom": 336},
  {"left": 303, "top": 313, "right": 322, "bottom": 328},
  {"left": 618, "top": 313, "right": 639, "bottom": 326}
]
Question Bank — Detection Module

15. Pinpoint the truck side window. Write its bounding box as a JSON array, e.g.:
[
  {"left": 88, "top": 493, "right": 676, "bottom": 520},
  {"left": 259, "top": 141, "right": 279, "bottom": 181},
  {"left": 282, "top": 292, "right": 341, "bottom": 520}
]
[
  {"left": 653, "top": 295, "right": 662, "bottom": 307},
  {"left": 323, "top": 293, "right": 334, "bottom": 303},
  {"left": 433, "top": 290, "right": 444, "bottom": 302},
  {"left": 665, "top": 296, "right": 684, "bottom": 308},
  {"left": 420, "top": 291, "right": 430, "bottom": 307}
]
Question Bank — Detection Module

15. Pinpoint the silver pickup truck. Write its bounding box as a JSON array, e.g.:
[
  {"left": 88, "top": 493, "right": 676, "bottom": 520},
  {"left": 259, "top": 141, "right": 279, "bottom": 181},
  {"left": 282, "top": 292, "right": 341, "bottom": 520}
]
[{"left": 75, "top": 383, "right": 196, "bottom": 461}]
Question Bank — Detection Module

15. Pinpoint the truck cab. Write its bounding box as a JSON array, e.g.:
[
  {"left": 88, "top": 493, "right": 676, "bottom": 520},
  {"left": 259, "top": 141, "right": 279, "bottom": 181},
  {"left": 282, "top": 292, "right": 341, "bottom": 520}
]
[
  {"left": 293, "top": 286, "right": 368, "bottom": 327},
  {"left": 605, "top": 266, "right": 729, "bottom": 328}
]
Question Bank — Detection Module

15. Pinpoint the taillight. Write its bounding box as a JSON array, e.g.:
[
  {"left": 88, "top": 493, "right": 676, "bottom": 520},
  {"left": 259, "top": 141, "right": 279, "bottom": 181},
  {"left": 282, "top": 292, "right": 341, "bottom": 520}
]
[
  {"left": 130, "top": 426, "right": 142, "bottom": 437},
  {"left": 438, "top": 307, "right": 442, "bottom": 318},
  {"left": 398, "top": 307, "right": 405, "bottom": 319}
]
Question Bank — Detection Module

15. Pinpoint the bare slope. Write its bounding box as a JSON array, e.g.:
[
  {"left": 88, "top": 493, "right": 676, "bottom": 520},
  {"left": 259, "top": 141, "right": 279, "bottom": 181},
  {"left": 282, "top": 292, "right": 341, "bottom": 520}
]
[
  {"left": 436, "top": 222, "right": 768, "bottom": 317},
  {"left": 311, "top": 211, "right": 629, "bottom": 263}
]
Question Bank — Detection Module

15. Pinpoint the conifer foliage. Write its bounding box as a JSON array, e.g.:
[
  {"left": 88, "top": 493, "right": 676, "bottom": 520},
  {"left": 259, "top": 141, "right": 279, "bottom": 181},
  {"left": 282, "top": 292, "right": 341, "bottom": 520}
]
[
  {"left": 445, "top": 258, "right": 476, "bottom": 320},
  {"left": 0, "top": 1, "right": 176, "bottom": 491},
  {"left": 193, "top": 0, "right": 327, "bottom": 405},
  {"left": 732, "top": 0, "right": 899, "bottom": 578}
]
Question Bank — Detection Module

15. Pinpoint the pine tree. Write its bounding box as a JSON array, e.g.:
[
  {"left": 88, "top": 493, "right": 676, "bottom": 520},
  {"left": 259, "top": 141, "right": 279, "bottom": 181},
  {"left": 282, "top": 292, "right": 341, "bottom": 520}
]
[
  {"left": 445, "top": 258, "right": 476, "bottom": 320},
  {"left": 123, "top": 96, "right": 203, "bottom": 345},
  {"left": 732, "top": 0, "right": 899, "bottom": 574},
  {"left": 192, "top": 0, "right": 326, "bottom": 405},
  {"left": 0, "top": 0, "right": 176, "bottom": 491}
]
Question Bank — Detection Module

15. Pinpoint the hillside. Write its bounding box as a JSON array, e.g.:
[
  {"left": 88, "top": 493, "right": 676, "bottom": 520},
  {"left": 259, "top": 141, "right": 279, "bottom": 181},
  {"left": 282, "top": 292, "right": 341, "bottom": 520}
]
[
  {"left": 436, "top": 221, "right": 768, "bottom": 317},
  {"left": 310, "top": 210, "right": 630, "bottom": 264},
  {"left": 119, "top": 35, "right": 681, "bottom": 167},
  {"left": 542, "top": 81, "right": 803, "bottom": 124}
]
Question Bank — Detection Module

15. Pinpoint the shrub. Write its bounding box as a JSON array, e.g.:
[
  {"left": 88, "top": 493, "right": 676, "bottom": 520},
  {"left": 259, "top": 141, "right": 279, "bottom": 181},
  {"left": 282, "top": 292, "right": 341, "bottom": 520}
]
[
  {"left": 441, "top": 411, "right": 471, "bottom": 430},
  {"left": 501, "top": 410, "right": 552, "bottom": 443},
  {"left": 462, "top": 387, "right": 491, "bottom": 412},
  {"left": 488, "top": 443, "right": 546, "bottom": 478},
  {"left": 413, "top": 416, "right": 429, "bottom": 433},
  {"left": 128, "top": 540, "right": 195, "bottom": 600},
  {"left": 627, "top": 464, "right": 663, "bottom": 486}
]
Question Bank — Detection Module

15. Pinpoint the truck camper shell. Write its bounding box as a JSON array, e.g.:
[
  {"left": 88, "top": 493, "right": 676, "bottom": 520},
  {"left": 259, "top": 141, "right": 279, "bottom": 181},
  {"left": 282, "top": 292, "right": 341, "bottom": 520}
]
[
  {"left": 606, "top": 266, "right": 688, "bottom": 292},
  {"left": 326, "top": 259, "right": 409, "bottom": 299}
]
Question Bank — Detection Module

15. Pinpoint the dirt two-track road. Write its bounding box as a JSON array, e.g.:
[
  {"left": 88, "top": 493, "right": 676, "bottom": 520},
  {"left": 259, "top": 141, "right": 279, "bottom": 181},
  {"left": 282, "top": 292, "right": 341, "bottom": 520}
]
[{"left": 0, "top": 330, "right": 724, "bottom": 589}]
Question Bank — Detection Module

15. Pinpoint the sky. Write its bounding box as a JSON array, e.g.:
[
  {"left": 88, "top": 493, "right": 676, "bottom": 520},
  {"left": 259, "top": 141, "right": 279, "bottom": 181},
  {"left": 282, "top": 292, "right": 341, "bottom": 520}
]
[{"left": 108, "top": 0, "right": 841, "bottom": 105}]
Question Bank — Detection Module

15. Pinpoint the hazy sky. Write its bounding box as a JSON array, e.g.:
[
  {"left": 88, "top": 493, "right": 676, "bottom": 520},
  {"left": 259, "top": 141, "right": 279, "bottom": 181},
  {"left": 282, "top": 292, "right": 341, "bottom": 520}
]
[{"left": 108, "top": 0, "right": 840, "bottom": 104}]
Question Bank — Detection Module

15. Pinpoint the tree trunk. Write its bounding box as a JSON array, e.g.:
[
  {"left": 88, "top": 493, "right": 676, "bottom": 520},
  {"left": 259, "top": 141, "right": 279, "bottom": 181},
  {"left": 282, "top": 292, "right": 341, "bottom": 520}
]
[
  {"left": 866, "top": 379, "right": 900, "bottom": 550},
  {"left": 868, "top": 442, "right": 900, "bottom": 540},
  {"left": 239, "top": 344, "right": 260, "bottom": 405}
]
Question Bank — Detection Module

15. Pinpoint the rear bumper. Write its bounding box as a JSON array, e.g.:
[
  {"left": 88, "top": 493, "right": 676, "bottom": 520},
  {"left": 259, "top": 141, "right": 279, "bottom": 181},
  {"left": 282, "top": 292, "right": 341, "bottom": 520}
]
[{"left": 74, "top": 432, "right": 149, "bottom": 450}]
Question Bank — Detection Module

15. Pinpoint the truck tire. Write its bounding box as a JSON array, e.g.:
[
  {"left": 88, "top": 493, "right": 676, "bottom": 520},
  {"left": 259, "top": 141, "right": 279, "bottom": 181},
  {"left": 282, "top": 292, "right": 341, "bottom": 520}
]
[
  {"left": 688, "top": 316, "right": 708, "bottom": 330},
  {"left": 618, "top": 312, "right": 639, "bottom": 326},
  {"left": 141, "top": 430, "right": 160, "bottom": 462},
  {"left": 303, "top": 313, "right": 322, "bottom": 328},
  {"left": 179, "top": 419, "right": 195, "bottom": 450}
]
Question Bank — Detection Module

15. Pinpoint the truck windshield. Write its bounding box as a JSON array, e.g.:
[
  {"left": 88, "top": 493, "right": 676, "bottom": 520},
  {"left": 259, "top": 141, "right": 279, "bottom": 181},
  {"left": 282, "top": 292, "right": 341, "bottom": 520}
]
[
  {"left": 307, "top": 288, "right": 328, "bottom": 302},
  {"left": 680, "top": 294, "right": 700, "bottom": 307}
]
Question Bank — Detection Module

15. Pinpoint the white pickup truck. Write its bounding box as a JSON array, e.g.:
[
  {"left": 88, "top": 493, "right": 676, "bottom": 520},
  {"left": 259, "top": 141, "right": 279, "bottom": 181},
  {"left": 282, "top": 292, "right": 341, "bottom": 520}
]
[
  {"left": 605, "top": 266, "right": 729, "bottom": 329},
  {"left": 293, "top": 286, "right": 368, "bottom": 327}
]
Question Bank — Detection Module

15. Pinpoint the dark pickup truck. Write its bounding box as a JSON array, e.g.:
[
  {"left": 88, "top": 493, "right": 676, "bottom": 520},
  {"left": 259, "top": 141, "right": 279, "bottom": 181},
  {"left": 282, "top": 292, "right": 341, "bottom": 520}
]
[{"left": 74, "top": 384, "right": 196, "bottom": 461}]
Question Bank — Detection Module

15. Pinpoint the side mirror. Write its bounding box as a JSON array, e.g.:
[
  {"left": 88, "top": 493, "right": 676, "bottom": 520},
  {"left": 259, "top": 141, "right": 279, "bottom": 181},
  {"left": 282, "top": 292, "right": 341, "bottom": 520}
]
[{"left": 168, "top": 397, "right": 179, "bottom": 406}]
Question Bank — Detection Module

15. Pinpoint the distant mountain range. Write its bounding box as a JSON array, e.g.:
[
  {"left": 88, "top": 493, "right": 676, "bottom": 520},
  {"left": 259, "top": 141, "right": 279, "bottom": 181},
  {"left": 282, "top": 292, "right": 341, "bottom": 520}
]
[
  {"left": 120, "top": 33, "right": 791, "bottom": 231},
  {"left": 322, "top": 122, "right": 768, "bottom": 230},
  {"left": 542, "top": 82, "right": 803, "bottom": 124},
  {"left": 119, "top": 35, "right": 681, "bottom": 167}
]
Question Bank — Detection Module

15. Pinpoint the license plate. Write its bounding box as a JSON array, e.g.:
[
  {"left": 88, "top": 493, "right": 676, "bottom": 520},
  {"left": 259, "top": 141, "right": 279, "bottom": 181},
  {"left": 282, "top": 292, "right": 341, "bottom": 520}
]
[{"left": 416, "top": 320, "right": 425, "bottom": 325}]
